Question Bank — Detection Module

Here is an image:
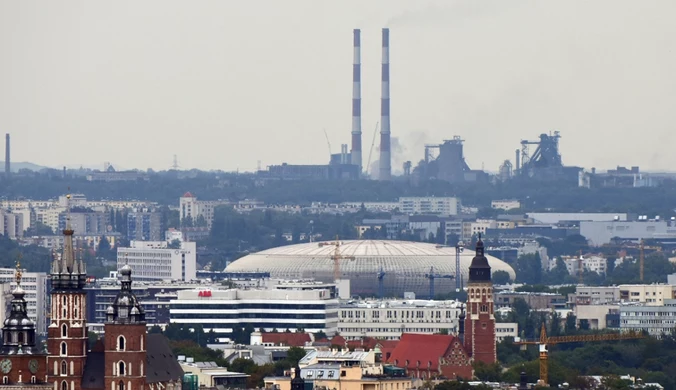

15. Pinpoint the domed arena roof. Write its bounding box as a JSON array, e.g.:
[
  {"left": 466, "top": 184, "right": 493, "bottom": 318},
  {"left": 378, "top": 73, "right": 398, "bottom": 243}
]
[{"left": 225, "top": 240, "right": 516, "bottom": 297}]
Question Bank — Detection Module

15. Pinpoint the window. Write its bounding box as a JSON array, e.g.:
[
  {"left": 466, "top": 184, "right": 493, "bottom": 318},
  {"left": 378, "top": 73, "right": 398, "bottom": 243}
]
[
  {"left": 119, "top": 381, "right": 125, "bottom": 390},
  {"left": 61, "top": 381, "right": 68, "bottom": 390},
  {"left": 61, "top": 361, "right": 67, "bottom": 375},
  {"left": 118, "top": 336, "right": 125, "bottom": 351},
  {"left": 60, "top": 342, "right": 67, "bottom": 356},
  {"left": 30, "top": 376, "right": 36, "bottom": 384},
  {"left": 62, "top": 324, "right": 68, "bottom": 338},
  {"left": 18, "top": 332, "right": 24, "bottom": 344},
  {"left": 118, "top": 361, "right": 125, "bottom": 376},
  {"left": 2, "top": 377, "right": 6, "bottom": 385}
]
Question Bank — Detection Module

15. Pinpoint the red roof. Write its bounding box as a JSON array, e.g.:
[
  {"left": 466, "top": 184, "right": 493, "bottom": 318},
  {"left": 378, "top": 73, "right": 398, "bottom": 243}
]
[
  {"left": 387, "top": 334, "right": 459, "bottom": 372},
  {"left": 183, "top": 192, "right": 194, "bottom": 198},
  {"left": 261, "top": 332, "right": 312, "bottom": 347},
  {"left": 346, "top": 337, "right": 398, "bottom": 351},
  {"left": 330, "top": 335, "right": 346, "bottom": 346}
]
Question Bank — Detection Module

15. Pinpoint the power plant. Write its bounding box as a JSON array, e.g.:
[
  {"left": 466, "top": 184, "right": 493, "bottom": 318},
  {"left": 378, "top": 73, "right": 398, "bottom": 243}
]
[
  {"left": 259, "top": 28, "right": 392, "bottom": 181},
  {"left": 257, "top": 29, "right": 586, "bottom": 185}
]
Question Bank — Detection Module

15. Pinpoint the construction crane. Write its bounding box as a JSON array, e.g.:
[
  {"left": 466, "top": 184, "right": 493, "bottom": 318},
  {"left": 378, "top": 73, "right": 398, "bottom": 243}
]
[
  {"left": 424, "top": 266, "right": 454, "bottom": 299},
  {"left": 319, "top": 236, "right": 355, "bottom": 282},
  {"left": 377, "top": 267, "right": 386, "bottom": 298},
  {"left": 323, "top": 128, "right": 332, "bottom": 156},
  {"left": 515, "top": 323, "right": 644, "bottom": 386},
  {"left": 598, "top": 241, "right": 661, "bottom": 282},
  {"left": 366, "top": 122, "right": 379, "bottom": 175}
]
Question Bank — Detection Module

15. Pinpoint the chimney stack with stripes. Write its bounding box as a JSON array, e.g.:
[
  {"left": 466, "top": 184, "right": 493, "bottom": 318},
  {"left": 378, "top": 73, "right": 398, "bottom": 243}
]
[
  {"left": 379, "top": 28, "right": 392, "bottom": 181},
  {"left": 350, "top": 29, "right": 362, "bottom": 173}
]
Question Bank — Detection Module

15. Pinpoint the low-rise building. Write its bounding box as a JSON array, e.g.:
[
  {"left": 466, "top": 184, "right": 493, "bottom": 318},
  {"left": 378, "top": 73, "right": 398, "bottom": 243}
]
[
  {"left": 265, "top": 364, "right": 409, "bottom": 390},
  {"left": 338, "top": 299, "right": 463, "bottom": 340},
  {"left": 491, "top": 200, "right": 521, "bottom": 211},
  {"left": 574, "top": 286, "right": 621, "bottom": 305},
  {"left": 180, "top": 360, "right": 249, "bottom": 389}
]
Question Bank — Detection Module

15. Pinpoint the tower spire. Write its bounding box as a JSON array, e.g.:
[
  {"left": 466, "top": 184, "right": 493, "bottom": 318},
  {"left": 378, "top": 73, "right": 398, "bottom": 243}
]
[{"left": 51, "top": 190, "right": 87, "bottom": 291}]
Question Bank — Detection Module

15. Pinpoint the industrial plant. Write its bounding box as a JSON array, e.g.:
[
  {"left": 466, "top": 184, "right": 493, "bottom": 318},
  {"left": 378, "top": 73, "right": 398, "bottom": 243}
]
[{"left": 256, "top": 29, "right": 644, "bottom": 188}]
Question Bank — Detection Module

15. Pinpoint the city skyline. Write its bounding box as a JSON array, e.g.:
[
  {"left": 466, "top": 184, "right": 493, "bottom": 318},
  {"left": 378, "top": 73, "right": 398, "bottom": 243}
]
[{"left": 1, "top": 1, "right": 675, "bottom": 174}]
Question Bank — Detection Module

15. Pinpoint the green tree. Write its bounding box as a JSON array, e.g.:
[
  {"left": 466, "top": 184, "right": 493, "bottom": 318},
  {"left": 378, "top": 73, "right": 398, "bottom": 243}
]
[
  {"left": 492, "top": 270, "right": 511, "bottom": 285},
  {"left": 195, "top": 214, "right": 208, "bottom": 227},
  {"left": 286, "top": 347, "right": 307, "bottom": 366},
  {"left": 473, "top": 361, "right": 502, "bottom": 382},
  {"left": 25, "top": 221, "right": 54, "bottom": 236}
]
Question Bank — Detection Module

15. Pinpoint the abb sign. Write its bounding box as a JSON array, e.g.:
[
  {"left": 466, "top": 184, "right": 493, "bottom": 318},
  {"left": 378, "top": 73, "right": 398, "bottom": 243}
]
[{"left": 198, "top": 290, "right": 212, "bottom": 298}]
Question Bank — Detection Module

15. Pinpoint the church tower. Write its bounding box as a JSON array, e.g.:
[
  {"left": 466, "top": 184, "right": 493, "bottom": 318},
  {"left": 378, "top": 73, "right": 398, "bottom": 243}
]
[
  {"left": 47, "top": 194, "right": 89, "bottom": 390},
  {"left": 463, "top": 235, "right": 496, "bottom": 364},
  {"left": 104, "top": 264, "right": 147, "bottom": 390},
  {"left": 0, "top": 260, "right": 48, "bottom": 385}
]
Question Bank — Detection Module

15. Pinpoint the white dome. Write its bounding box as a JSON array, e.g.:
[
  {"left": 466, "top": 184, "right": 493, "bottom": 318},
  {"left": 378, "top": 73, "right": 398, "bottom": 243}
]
[{"left": 226, "top": 240, "right": 516, "bottom": 297}]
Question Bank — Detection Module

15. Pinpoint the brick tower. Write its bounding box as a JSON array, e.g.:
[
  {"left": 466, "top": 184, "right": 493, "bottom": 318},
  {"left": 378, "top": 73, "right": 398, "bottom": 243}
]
[
  {"left": 463, "top": 235, "right": 496, "bottom": 364},
  {"left": 0, "top": 260, "right": 48, "bottom": 385},
  {"left": 47, "top": 195, "right": 89, "bottom": 390},
  {"left": 104, "top": 263, "right": 147, "bottom": 390}
]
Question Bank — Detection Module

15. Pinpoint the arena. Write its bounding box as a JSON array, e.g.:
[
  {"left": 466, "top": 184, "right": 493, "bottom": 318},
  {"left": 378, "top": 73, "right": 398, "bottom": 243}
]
[{"left": 225, "top": 240, "right": 516, "bottom": 297}]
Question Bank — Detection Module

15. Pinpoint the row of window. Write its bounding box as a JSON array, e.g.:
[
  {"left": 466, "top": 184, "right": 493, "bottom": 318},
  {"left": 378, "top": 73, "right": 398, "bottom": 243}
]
[
  {"left": 171, "top": 313, "right": 329, "bottom": 320},
  {"left": 170, "top": 303, "right": 330, "bottom": 310}
]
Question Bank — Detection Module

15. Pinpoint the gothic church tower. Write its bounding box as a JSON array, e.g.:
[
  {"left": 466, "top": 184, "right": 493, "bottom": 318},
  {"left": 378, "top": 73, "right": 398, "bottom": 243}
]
[{"left": 463, "top": 235, "right": 497, "bottom": 364}]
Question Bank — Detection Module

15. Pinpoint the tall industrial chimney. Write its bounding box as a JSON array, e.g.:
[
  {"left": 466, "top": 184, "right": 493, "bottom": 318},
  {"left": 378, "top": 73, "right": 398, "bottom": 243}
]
[
  {"left": 5, "top": 134, "right": 10, "bottom": 177},
  {"left": 379, "top": 28, "right": 392, "bottom": 181},
  {"left": 350, "top": 29, "right": 362, "bottom": 174}
]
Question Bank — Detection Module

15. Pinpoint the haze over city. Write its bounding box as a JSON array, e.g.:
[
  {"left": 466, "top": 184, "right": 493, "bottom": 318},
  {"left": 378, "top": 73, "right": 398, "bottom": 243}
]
[{"left": 1, "top": 0, "right": 675, "bottom": 173}]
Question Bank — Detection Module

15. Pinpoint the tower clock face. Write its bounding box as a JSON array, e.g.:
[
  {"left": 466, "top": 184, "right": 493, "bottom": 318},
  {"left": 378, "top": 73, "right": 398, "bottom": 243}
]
[
  {"left": 0, "top": 358, "right": 11, "bottom": 374},
  {"left": 29, "top": 359, "right": 38, "bottom": 374}
]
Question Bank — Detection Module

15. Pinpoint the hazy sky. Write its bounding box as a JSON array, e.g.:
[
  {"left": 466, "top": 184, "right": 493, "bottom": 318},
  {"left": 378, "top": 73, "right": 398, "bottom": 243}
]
[{"left": 1, "top": 1, "right": 675, "bottom": 173}]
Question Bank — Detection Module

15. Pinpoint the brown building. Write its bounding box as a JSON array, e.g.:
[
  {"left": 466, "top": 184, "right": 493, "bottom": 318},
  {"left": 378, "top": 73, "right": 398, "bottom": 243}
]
[
  {"left": 0, "top": 263, "right": 49, "bottom": 388},
  {"left": 0, "top": 202, "right": 184, "bottom": 390},
  {"left": 494, "top": 292, "right": 566, "bottom": 310},
  {"left": 464, "top": 236, "right": 497, "bottom": 364}
]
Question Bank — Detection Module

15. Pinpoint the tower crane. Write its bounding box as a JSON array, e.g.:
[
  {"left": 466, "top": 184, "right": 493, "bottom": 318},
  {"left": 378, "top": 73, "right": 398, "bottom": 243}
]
[
  {"left": 377, "top": 267, "right": 386, "bottom": 298},
  {"left": 424, "top": 266, "right": 454, "bottom": 299},
  {"left": 514, "top": 323, "right": 643, "bottom": 386},
  {"left": 319, "top": 236, "right": 355, "bottom": 282}
]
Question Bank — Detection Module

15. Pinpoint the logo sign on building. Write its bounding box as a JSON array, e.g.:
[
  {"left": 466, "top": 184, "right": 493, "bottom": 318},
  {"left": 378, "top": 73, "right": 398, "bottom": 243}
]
[{"left": 198, "top": 290, "right": 212, "bottom": 298}]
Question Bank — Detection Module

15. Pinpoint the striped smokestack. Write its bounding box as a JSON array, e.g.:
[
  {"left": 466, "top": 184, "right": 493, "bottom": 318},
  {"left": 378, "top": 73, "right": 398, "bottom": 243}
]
[
  {"left": 350, "top": 29, "right": 362, "bottom": 173},
  {"left": 379, "top": 28, "right": 392, "bottom": 181}
]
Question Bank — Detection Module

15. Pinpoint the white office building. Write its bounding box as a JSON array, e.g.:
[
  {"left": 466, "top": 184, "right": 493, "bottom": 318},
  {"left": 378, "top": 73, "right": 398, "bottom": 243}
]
[
  {"left": 0, "top": 268, "right": 48, "bottom": 335},
  {"left": 170, "top": 287, "right": 339, "bottom": 337},
  {"left": 338, "top": 299, "right": 517, "bottom": 342},
  {"left": 117, "top": 240, "right": 197, "bottom": 281},
  {"left": 398, "top": 197, "right": 460, "bottom": 216}
]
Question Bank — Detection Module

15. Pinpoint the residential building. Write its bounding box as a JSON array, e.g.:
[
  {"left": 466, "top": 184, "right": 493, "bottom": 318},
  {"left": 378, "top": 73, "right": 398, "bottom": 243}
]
[
  {"left": 35, "top": 207, "right": 66, "bottom": 233},
  {"left": 0, "top": 267, "right": 47, "bottom": 335},
  {"left": 518, "top": 241, "right": 549, "bottom": 270},
  {"left": 170, "top": 286, "right": 339, "bottom": 337},
  {"left": 618, "top": 284, "right": 676, "bottom": 305},
  {"left": 494, "top": 292, "right": 566, "bottom": 310},
  {"left": 574, "top": 286, "right": 621, "bottom": 305},
  {"left": 127, "top": 209, "right": 162, "bottom": 241},
  {"left": 0, "top": 209, "right": 24, "bottom": 239},
  {"left": 620, "top": 299, "right": 676, "bottom": 337},
  {"left": 399, "top": 197, "right": 460, "bottom": 216},
  {"left": 117, "top": 240, "right": 197, "bottom": 282},
  {"left": 491, "top": 200, "right": 521, "bottom": 211},
  {"left": 58, "top": 211, "right": 110, "bottom": 236},
  {"left": 563, "top": 255, "right": 608, "bottom": 275},
  {"left": 179, "top": 192, "right": 228, "bottom": 228},
  {"left": 469, "top": 220, "right": 497, "bottom": 238}
]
